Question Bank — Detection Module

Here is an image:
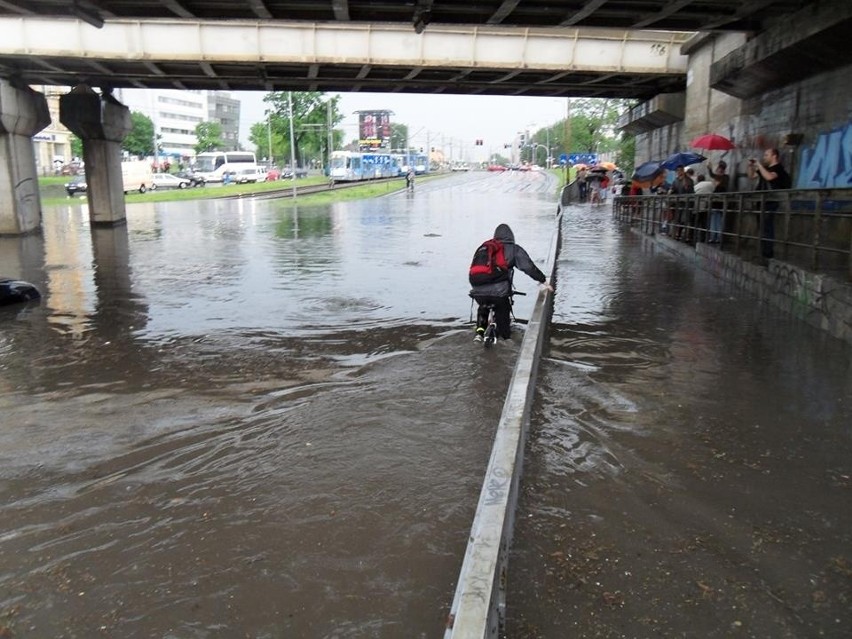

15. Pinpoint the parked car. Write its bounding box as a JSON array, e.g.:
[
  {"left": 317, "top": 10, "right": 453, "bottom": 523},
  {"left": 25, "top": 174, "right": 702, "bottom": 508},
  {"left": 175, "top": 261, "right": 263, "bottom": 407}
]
[
  {"left": 65, "top": 175, "right": 87, "bottom": 197},
  {"left": 150, "top": 173, "right": 192, "bottom": 190},
  {"left": 266, "top": 167, "right": 281, "bottom": 181},
  {"left": 282, "top": 167, "right": 309, "bottom": 179},
  {"left": 175, "top": 171, "right": 206, "bottom": 187},
  {"left": 231, "top": 167, "right": 262, "bottom": 184}
]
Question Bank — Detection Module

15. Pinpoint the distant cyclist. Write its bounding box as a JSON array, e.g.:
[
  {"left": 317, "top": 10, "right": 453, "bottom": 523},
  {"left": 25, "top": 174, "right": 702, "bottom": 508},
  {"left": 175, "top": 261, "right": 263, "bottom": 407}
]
[{"left": 470, "top": 223, "right": 553, "bottom": 342}]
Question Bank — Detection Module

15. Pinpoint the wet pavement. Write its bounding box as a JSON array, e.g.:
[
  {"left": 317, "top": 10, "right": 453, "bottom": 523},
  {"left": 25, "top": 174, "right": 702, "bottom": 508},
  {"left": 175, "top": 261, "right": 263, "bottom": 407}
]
[
  {"left": 3, "top": 176, "right": 850, "bottom": 638},
  {"left": 506, "top": 204, "right": 852, "bottom": 638},
  {"left": 0, "top": 170, "right": 559, "bottom": 637}
]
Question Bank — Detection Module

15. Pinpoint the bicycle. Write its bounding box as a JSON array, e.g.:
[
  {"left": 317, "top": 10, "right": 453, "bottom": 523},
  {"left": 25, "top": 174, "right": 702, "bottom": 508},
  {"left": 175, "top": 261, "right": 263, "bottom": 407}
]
[{"left": 474, "top": 291, "right": 526, "bottom": 347}]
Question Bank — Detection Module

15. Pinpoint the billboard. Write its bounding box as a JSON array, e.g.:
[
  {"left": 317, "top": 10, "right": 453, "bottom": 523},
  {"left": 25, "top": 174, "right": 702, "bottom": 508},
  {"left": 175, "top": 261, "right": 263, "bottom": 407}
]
[{"left": 358, "top": 110, "right": 392, "bottom": 150}]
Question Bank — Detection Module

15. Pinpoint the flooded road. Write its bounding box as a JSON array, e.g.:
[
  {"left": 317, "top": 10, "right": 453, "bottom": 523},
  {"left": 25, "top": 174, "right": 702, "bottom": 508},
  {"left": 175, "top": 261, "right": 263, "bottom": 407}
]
[
  {"left": 0, "top": 171, "right": 559, "bottom": 637},
  {"left": 507, "top": 204, "right": 852, "bottom": 638}
]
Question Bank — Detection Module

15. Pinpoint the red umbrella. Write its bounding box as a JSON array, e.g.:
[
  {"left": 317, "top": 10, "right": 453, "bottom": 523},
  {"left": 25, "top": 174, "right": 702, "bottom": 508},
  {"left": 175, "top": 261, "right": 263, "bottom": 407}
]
[{"left": 690, "top": 133, "right": 735, "bottom": 151}]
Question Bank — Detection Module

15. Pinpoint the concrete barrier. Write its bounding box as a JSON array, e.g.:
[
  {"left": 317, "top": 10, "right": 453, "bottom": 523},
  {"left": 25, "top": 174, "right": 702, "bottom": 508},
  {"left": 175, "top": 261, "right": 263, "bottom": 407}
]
[{"left": 444, "top": 213, "right": 562, "bottom": 638}]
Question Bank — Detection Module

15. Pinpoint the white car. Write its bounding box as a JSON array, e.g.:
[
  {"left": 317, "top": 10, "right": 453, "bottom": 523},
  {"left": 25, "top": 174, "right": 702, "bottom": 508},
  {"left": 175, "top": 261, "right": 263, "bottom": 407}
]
[{"left": 150, "top": 173, "right": 191, "bottom": 190}]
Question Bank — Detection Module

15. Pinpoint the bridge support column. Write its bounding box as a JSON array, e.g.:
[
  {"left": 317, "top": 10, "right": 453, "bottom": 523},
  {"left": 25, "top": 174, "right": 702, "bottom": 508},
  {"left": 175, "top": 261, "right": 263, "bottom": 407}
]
[
  {"left": 0, "top": 79, "right": 50, "bottom": 235},
  {"left": 60, "top": 85, "right": 132, "bottom": 226}
]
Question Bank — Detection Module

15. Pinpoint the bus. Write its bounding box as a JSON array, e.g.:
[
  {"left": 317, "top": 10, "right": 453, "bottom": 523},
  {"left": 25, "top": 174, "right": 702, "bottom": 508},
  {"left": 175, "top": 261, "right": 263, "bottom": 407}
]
[
  {"left": 194, "top": 151, "right": 257, "bottom": 183},
  {"left": 329, "top": 151, "right": 399, "bottom": 182}
]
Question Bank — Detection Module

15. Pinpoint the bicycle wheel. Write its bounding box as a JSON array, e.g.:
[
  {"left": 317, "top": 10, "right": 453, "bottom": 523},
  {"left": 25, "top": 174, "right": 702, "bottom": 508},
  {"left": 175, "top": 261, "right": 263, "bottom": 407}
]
[{"left": 483, "top": 324, "right": 497, "bottom": 347}]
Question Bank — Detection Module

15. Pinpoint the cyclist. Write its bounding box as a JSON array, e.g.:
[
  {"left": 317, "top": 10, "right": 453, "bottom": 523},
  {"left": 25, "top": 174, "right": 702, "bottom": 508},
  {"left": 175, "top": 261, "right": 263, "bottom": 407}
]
[{"left": 470, "top": 223, "right": 553, "bottom": 342}]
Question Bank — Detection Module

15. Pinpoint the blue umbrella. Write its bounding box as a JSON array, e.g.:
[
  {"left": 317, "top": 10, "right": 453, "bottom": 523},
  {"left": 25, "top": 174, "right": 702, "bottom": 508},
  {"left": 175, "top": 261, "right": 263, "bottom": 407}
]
[
  {"left": 660, "top": 151, "right": 706, "bottom": 170},
  {"left": 632, "top": 160, "right": 663, "bottom": 181}
]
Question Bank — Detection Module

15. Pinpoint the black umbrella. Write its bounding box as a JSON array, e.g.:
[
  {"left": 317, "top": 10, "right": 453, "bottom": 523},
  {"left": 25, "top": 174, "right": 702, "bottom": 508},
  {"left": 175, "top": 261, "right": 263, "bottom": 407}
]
[
  {"left": 632, "top": 160, "right": 663, "bottom": 181},
  {"left": 660, "top": 151, "right": 706, "bottom": 170}
]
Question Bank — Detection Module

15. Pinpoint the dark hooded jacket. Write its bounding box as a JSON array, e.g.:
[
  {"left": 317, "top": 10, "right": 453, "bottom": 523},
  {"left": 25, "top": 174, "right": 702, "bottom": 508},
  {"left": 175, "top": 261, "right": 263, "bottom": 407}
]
[{"left": 470, "top": 223, "right": 546, "bottom": 298}]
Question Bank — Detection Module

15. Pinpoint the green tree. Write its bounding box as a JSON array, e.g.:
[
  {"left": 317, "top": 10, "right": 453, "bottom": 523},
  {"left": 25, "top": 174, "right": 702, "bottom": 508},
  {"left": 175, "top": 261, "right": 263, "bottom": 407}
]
[
  {"left": 248, "top": 92, "right": 345, "bottom": 168},
  {"left": 390, "top": 123, "right": 409, "bottom": 151},
  {"left": 194, "top": 122, "right": 224, "bottom": 154},
  {"left": 123, "top": 111, "right": 155, "bottom": 157},
  {"left": 70, "top": 134, "right": 83, "bottom": 159},
  {"left": 529, "top": 98, "right": 636, "bottom": 167}
]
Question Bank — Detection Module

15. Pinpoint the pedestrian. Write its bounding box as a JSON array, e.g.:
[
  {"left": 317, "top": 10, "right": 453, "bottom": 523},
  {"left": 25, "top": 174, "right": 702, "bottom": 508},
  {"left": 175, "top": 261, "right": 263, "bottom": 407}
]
[
  {"left": 708, "top": 160, "right": 729, "bottom": 243},
  {"left": 577, "top": 167, "right": 588, "bottom": 202},
  {"left": 693, "top": 174, "right": 715, "bottom": 243},
  {"left": 470, "top": 223, "right": 553, "bottom": 342},
  {"left": 668, "top": 166, "right": 694, "bottom": 240},
  {"left": 748, "top": 148, "right": 791, "bottom": 259}
]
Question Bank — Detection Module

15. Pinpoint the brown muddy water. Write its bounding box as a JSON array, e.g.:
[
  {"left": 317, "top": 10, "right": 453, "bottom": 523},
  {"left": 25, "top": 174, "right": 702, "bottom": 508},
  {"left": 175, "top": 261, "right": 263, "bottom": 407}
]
[
  {"left": 0, "top": 171, "right": 558, "bottom": 638},
  {"left": 507, "top": 204, "right": 852, "bottom": 638}
]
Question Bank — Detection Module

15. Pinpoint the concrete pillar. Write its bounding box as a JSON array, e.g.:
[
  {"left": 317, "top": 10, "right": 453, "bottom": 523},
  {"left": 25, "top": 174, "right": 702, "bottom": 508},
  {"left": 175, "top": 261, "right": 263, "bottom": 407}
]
[
  {"left": 60, "top": 85, "right": 132, "bottom": 226},
  {"left": 0, "top": 79, "right": 51, "bottom": 235}
]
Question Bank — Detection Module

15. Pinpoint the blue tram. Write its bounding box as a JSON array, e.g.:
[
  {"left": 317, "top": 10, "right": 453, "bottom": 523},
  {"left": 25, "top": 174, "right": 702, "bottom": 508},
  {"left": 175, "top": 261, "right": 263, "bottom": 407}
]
[{"left": 329, "top": 151, "right": 400, "bottom": 182}]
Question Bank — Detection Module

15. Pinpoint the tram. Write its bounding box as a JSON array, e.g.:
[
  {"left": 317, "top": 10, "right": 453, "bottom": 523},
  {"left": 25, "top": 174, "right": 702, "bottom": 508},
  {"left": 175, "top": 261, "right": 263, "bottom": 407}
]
[{"left": 329, "top": 151, "right": 400, "bottom": 182}]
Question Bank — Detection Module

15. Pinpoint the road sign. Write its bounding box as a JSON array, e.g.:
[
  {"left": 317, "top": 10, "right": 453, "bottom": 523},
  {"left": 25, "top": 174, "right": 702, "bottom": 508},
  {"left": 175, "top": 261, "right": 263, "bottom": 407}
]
[{"left": 559, "top": 153, "right": 568, "bottom": 166}]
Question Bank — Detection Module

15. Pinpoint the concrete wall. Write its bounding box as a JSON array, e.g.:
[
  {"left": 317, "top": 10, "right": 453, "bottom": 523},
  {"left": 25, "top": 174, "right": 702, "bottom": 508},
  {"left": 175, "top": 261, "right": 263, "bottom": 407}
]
[
  {"left": 635, "top": 31, "right": 852, "bottom": 192},
  {"left": 645, "top": 234, "right": 852, "bottom": 345}
]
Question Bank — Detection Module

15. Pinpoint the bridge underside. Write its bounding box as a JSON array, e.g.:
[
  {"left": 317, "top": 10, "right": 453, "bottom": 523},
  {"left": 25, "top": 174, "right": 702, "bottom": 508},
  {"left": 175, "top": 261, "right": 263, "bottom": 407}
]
[
  {"left": 0, "top": 58, "right": 684, "bottom": 99},
  {"left": 0, "top": 0, "right": 812, "bottom": 33},
  {"left": 0, "top": 20, "right": 688, "bottom": 98}
]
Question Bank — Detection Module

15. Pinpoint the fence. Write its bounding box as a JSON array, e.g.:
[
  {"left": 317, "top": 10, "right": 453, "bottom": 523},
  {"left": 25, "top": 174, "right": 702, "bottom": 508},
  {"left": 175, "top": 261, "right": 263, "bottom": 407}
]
[{"left": 612, "top": 189, "right": 852, "bottom": 280}]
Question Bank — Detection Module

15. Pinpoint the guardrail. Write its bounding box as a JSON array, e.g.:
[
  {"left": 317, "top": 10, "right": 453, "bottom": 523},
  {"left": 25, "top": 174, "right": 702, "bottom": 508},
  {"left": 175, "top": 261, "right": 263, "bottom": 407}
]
[
  {"left": 612, "top": 189, "right": 852, "bottom": 280},
  {"left": 444, "top": 213, "right": 562, "bottom": 638}
]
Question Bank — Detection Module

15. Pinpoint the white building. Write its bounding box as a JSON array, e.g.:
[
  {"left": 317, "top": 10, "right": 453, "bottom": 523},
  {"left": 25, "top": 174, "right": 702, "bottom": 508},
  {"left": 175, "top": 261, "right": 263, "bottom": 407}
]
[
  {"left": 32, "top": 86, "right": 74, "bottom": 176},
  {"left": 115, "top": 88, "right": 207, "bottom": 161}
]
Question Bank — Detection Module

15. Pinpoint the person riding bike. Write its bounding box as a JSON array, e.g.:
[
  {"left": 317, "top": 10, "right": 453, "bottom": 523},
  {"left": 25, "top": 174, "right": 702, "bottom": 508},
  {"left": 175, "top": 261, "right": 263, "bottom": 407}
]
[{"left": 470, "top": 223, "right": 553, "bottom": 342}]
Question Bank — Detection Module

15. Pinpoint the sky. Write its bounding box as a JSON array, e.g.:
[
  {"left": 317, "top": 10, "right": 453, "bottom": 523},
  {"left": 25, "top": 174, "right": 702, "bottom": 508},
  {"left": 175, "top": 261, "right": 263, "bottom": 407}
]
[{"left": 237, "top": 91, "right": 571, "bottom": 162}]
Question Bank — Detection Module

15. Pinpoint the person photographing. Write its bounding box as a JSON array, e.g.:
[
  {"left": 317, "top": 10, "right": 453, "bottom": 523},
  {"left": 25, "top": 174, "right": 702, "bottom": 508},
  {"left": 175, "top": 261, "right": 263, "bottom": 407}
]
[{"left": 748, "top": 149, "right": 791, "bottom": 259}]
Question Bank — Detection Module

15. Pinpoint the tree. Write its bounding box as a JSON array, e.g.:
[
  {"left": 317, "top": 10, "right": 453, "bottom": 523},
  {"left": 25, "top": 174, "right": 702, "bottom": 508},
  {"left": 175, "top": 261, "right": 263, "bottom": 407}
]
[
  {"left": 123, "top": 111, "right": 156, "bottom": 157},
  {"left": 248, "top": 92, "right": 345, "bottom": 168},
  {"left": 390, "top": 123, "right": 409, "bottom": 151},
  {"left": 70, "top": 134, "right": 83, "bottom": 159},
  {"left": 529, "top": 98, "right": 636, "bottom": 168},
  {"left": 194, "top": 122, "right": 224, "bottom": 154}
]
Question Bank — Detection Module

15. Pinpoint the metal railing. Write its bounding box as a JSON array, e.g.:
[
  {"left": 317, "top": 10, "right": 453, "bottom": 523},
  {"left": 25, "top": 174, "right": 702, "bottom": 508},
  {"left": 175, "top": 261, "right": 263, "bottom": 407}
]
[{"left": 612, "top": 189, "right": 852, "bottom": 280}]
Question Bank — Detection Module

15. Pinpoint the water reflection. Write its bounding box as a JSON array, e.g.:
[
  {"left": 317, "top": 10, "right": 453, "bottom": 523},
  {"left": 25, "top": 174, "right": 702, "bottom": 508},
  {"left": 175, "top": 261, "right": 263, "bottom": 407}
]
[
  {"left": 0, "top": 171, "right": 561, "bottom": 637},
  {"left": 507, "top": 203, "right": 852, "bottom": 638}
]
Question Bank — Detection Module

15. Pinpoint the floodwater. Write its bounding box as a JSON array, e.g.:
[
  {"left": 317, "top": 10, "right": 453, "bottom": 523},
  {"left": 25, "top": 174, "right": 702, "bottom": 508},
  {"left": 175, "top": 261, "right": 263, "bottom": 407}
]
[
  {"left": 506, "top": 204, "right": 852, "bottom": 638},
  {"left": 0, "top": 171, "right": 559, "bottom": 638}
]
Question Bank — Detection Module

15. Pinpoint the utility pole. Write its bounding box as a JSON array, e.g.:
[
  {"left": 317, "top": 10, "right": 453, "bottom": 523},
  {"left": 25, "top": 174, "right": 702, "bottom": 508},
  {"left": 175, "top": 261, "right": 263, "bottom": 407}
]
[
  {"left": 288, "top": 91, "right": 297, "bottom": 198},
  {"left": 326, "top": 100, "right": 333, "bottom": 171},
  {"left": 266, "top": 111, "right": 273, "bottom": 168}
]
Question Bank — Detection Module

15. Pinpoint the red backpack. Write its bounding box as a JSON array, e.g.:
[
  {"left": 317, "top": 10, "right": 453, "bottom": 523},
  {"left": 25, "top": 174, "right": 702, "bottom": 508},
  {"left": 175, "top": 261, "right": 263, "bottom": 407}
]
[{"left": 469, "top": 238, "right": 509, "bottom": 286}]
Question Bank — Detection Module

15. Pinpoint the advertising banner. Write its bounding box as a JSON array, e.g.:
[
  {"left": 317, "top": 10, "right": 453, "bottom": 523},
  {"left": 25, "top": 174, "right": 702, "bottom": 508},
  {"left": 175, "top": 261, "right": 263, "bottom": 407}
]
[{"left": 358, "top": 110, "right": 392, "bottom": 150}]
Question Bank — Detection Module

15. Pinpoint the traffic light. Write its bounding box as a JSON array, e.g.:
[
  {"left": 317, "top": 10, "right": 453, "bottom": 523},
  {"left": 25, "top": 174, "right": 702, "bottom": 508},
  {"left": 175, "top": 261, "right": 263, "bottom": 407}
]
[{"left": 474, "top": 139, "right": 484, "bottom": 146}]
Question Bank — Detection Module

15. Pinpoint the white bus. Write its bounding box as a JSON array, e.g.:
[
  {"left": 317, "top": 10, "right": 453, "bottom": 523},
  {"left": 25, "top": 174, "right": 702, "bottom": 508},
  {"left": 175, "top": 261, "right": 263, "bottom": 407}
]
[{"left": 194, "top": 151, "right": 257, "bottom": 182}]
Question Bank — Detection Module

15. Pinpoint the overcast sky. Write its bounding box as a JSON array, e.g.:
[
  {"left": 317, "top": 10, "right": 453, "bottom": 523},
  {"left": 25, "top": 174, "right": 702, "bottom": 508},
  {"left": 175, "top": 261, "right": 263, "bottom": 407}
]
[{"left": 237, "top": 91, "right": 571, "bottom": 160}]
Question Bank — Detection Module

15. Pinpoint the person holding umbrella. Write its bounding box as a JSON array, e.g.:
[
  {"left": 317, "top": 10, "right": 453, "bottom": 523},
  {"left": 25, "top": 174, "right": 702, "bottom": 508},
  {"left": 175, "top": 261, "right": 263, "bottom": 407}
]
[
  {"left": 668, "top": 165, "right": 694, "bottom": 240},
  {"left": 707, "top": 160, "right": 729, "bottom": 243}
]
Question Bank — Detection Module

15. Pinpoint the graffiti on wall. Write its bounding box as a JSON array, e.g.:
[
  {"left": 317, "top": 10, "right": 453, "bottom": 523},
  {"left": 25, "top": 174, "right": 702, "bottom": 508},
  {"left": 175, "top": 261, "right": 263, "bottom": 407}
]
[{"left": 796, "top": 122, "right": 852, "bottom": 189}]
